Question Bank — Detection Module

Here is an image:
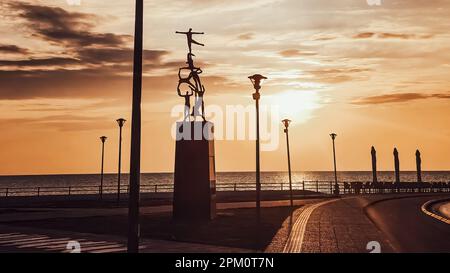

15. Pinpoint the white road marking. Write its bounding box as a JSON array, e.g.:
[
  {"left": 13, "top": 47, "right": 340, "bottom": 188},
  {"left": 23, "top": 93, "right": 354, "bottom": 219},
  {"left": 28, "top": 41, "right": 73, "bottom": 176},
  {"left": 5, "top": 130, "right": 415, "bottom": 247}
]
[{"left": 283, "top": 198, "right": 340, "bottom": 253}]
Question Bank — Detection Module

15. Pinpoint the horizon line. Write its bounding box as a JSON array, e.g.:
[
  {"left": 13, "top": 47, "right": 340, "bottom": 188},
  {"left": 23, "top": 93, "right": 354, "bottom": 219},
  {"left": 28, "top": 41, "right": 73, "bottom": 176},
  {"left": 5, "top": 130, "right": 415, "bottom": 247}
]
[{"left": 1, "top": 170, "right": 450, "bottom": 177}]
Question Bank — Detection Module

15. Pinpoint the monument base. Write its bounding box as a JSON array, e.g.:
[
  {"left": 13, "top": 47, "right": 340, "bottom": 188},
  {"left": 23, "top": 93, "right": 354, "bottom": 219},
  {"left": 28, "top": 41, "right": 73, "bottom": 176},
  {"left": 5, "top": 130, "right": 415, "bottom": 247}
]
[{"left": 173, "top": 121, "right": 216, "bottom": 221}]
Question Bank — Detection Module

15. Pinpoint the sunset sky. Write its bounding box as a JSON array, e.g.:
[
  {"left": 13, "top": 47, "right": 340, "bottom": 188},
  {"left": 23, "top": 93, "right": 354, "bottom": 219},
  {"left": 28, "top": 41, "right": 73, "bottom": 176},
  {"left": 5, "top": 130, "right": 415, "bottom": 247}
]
[{"left": 0, "top": 0, "right": 449, "bottom": 175}]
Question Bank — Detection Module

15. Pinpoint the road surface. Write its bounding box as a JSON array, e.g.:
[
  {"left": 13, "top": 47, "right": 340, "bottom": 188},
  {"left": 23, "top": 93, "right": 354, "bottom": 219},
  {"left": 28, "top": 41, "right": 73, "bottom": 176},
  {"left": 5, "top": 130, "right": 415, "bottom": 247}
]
[{"left": 365, "top": 194, "right": 450, "bottom": 252}]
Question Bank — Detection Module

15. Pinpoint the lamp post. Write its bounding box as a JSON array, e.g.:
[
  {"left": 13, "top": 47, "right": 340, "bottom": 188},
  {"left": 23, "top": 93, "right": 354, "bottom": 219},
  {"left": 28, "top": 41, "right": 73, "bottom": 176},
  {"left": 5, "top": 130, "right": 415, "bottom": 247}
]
[
  {"left": 128, "top": 0, "right": 143, "bottom": 253},
  {"left": 116, "top": 118, "right": 126, "bottom": 203},
  {"left": 249, "top": 74, "right": 267, "bottom": 223},
  {"left": 100, "top": 136, "right": 107, "bottom": 200},
  {"left": 282, "top": 119, "right": 293, "bottom": 208},
  {"left": 330, "top": 133, "right": 339, "bottom": 195}
]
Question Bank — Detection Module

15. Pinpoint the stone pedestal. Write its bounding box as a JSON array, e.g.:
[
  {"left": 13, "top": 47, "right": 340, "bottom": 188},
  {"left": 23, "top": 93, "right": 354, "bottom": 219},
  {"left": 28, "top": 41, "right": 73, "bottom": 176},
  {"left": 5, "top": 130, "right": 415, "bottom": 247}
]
[{"left": 173, "top": 121, "right": 217, "bottom": 220}]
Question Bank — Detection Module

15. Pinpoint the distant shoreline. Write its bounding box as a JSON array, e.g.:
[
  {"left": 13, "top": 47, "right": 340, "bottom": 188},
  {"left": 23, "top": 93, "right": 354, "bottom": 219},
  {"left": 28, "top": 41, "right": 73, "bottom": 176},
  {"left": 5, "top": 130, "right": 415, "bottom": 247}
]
[{"left": 1, "top": 170, "right": 450, "bottom": 177}]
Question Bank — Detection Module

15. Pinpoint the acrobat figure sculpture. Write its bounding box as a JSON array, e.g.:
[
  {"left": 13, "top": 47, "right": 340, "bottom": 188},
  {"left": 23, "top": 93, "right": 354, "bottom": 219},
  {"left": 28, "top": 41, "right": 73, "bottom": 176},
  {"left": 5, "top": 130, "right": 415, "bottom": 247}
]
[
  {"left": 178, "top": 89, "right": 194, "bottom": 122},
  {"left": 176, "top": 28, "right": 207, "bottom": 121},
  {"left": 176, "top": 28, "right": 205, "bottom": 54}
]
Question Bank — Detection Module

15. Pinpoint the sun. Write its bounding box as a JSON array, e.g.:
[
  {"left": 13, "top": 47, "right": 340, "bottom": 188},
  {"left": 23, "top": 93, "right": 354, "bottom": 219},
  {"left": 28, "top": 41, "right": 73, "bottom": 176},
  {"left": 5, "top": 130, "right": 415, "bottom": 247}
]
[{"left": 263, "top": 90, "right": 321, "bottom": 124}]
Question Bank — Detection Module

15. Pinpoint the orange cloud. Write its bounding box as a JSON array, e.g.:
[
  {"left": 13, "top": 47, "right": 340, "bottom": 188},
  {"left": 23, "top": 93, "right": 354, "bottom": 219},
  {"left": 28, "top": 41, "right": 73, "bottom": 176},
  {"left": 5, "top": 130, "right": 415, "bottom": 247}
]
[{"left": 352, "top": 92, "right": 450, "bottom": 105}]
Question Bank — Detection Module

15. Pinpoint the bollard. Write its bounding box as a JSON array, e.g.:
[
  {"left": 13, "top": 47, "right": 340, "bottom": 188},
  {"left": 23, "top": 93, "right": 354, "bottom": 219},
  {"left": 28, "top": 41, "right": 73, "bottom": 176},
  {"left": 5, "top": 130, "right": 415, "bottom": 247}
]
[
  {"left": 155, "top": 185, "right": 158, "bottom": 193},
  {"left": 234, "top": 183, "right": 237, "bottom": 192},
  {"left": 68, "top": 187, "right": 71, "bottom": 196},
  {"left": 281, "top": 183, "right": 283, "bottom": 191},
  {"left": 316, "top": 180, "right": 319, "bottom": 193},
  {"left": 37, "top": 187, "right": 40, "bottom": 197},
  {"left": 5, "top": 188, "right": 8, "bottom": 197},
  {"left": 302, "top": 180, "right": 305, "bottom": 191}
]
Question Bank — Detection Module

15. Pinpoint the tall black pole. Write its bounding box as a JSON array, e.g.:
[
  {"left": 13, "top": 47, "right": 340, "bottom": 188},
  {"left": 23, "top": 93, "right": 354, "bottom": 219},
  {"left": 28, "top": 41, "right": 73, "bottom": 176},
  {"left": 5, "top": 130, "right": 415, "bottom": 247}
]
[
  {"left": 116, "top": 120, "right": 125, "bottom": 202},
  {"left": 282, "top": 119, "right": 293, "bottom": 207},
  {"left": 394, "top": 148, "right": 400, "bottom": 184},
  {"left": 100, "top": 136, "right": 107, "bottom": 200},
  {"left": 286, "top": 129, "right": 294, "bottom": 207},
  {"left": 255, "top": 92, "right": 261, "bottom": 223},
  {"left": 249, "top": 74, "right": 266, "bottom": 250},
  {"left": 330, "top": 133, "right": 339, "bottom": 195},
  {"left": 371, "top": 146, "right": 377, "bottom": 183},
  {"left": 128, "top": 0, "right": 143, "bottom": 253},
  {"left": 416, "top": 149, "right": 422, "bottom": 183}
]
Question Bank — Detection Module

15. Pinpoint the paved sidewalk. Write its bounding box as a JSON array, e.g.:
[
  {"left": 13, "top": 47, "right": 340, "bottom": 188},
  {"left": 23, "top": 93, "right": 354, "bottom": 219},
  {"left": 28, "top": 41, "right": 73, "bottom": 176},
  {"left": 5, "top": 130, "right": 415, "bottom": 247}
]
[
  {"left": 284, "top": 197, "right": 395, "bottom": 253},
  {"left": 0, "top": 224, "right": 250, "bottom": 253},
  {"left": 302, "top": 197, "right": 394, "bottom": 253}
]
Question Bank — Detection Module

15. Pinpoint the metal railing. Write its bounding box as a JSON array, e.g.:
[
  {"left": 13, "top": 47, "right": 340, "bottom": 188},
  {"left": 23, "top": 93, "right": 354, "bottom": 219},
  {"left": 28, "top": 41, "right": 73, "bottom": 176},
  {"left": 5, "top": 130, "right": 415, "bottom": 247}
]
[{"left": 0, "top": 180, "right": 449, "bottom": 198}]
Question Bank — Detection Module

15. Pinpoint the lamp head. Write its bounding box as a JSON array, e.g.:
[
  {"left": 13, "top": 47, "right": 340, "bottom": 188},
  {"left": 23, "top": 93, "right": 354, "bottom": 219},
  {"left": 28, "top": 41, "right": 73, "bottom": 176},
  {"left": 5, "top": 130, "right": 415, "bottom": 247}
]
[
  {"left": 116, "top": 118, "right": 126, "bottom": 127},
  {"left": 282, "top": 119, "right": 291, "bottom": 129},
  {"left": 248, "top": 74, "right": 267, "bottom": 90},
  {"left": 100, "top": 136, "right": 107, "bottom": 143},
  {"left": 330, "top": 133, "right": 337, "bottom": 140}
]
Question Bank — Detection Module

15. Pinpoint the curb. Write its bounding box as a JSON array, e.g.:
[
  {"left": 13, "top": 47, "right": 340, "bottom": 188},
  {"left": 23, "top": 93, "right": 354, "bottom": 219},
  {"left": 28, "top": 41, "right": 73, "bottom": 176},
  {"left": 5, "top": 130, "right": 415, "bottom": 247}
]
[{"left": 421, "top": 198, "right": 450, "bottom": 225}]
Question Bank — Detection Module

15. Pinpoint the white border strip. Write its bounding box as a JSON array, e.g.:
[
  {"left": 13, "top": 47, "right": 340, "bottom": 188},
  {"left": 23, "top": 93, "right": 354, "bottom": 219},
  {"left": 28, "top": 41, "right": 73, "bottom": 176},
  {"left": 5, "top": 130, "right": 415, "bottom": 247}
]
[
  {"left": 421, "top": 199, "right": 450, "bottom": 225},
  {"left": 283, "top": 198, "right": 339, "bottom": 253}
]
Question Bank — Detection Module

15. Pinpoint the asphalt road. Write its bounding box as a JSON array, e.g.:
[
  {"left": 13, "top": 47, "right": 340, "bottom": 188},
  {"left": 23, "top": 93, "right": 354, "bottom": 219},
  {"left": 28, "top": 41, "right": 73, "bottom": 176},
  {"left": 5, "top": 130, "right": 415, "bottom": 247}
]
[{"left": 365, "top": 194, "right": 450, "bottom": 253}]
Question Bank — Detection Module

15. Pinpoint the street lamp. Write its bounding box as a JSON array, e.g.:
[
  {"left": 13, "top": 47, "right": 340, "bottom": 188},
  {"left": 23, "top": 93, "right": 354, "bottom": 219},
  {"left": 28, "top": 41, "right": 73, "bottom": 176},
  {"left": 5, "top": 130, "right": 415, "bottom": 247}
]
[
  {"left": 282, "top": 119, "right": 293, "bottom": 208},
  {"left": 116, "top": 118, "right": 126, "bottom": 203},
  {"left": 100, "top": 136, "right": 107, "bottom": 200},
  {"left": 330, "top": 133, "right": 339, "bottom": 195},
  {"left": 128, "top": 0, "right": 143, "bottom": 253},
  {"left": 249, "top": 74, "right": 267, "bottom": 223}
]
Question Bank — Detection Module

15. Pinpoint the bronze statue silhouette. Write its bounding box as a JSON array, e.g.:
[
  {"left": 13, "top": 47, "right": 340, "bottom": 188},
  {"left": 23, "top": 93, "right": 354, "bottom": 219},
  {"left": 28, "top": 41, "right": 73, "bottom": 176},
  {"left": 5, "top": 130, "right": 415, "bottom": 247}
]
[
  {"left": 176, "top": 28, "right": 207, "bottom": 122},
  {"left": 178, "top": 88, "right": 194, "bottom": 121},
  {"left": 192, "top": 85, "right": 206, "bottom": 121},
  {"left": 176, "top": 28, "right": 205, "bottom": 54},
  {"left": 186, "top": 53, "right": 199, "bottom": 71}
]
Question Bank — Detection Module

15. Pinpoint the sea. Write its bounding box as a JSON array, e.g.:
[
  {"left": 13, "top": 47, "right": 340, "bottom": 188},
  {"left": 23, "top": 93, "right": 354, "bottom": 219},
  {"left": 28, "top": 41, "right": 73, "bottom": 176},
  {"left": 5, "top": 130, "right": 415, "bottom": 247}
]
[{"left": 0, "top": 171, "right": 449, "bottom": 190}]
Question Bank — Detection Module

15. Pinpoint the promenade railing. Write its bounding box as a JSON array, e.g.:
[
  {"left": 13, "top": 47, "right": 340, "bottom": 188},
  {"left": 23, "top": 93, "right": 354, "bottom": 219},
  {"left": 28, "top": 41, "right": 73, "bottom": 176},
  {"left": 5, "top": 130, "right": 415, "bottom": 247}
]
[{"left": 0, "top": 181, "right": 449, "bottom": 198}]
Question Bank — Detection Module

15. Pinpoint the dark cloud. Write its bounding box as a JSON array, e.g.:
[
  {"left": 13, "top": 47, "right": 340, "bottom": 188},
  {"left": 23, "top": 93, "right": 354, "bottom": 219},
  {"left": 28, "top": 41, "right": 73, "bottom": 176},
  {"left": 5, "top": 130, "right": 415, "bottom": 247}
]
[
  {"left": 77, "top": 48, "right": 169, "bottom": 65},
  {"left": 0, "top": 3, "right": 193, "bottom": 100},
  {"left": 0, "top": 57, "right": 80, "bottom": 67},
  {"left": 352, "top": 92, "right": 450, "bottom": 105},
  {"left": 10, "top": 2, "right": 131, "bottom": 47},
  {"left": 0, "top": 44, "right": 29, "bottom": 55}
]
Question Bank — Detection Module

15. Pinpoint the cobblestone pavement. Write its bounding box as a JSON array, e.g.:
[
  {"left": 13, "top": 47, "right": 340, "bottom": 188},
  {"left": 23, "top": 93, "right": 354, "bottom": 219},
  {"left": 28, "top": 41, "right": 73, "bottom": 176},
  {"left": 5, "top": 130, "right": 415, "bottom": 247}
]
[{"left": 286, "top": 197, "right": 395, "bottom": 253}]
